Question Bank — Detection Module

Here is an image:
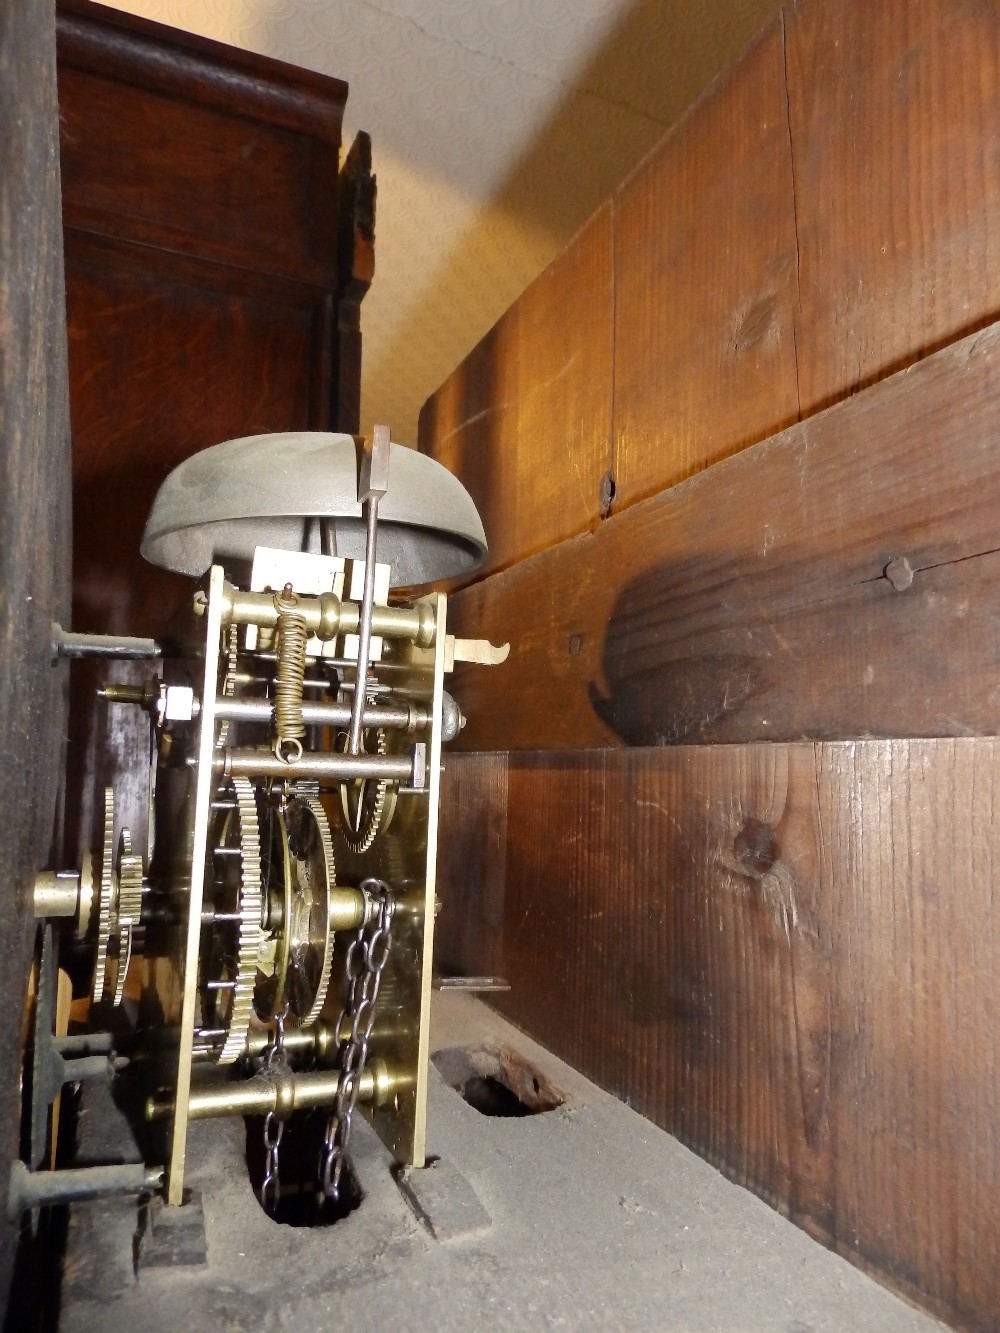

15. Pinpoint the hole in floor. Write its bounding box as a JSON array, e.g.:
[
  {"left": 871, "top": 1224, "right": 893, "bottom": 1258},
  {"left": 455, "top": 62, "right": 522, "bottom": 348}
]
[
  {"left": 462, "top": 1074, "right": 533, "bottom": 1118},
  {"left": 244, "top": 1108, "right": 363, "bottom": 1227},
  {"left": 432, "top": 1044, "right": 564, "bottom": 1117}
]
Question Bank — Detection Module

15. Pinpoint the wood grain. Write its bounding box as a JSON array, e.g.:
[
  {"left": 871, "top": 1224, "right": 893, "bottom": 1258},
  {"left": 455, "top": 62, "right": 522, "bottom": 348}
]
[
  {"left": 66, "top": 233, "right": 320, "bottom": 635},
  {"left": 63, "top": 239, "right": 320, "bottom": 865},
  {"left": 59, "top": 72, "right": 339, "bottom": 288},
  {"left": 57, "top": 0, "right": 347, "bottom": 140},
  {"left": 434, "top": 753, "right": 508, "bottom": 982},
  {"left": 446, "top": 319, "right": 1000, "bottom": 751},
  {"left": 420, "top": 5, "right": 1000, "bottom": 1327},
  {"left": 439, "top": 740, "right": 1000, "bottom": 1328},
  {"left": 612, "top": 19, "right": 801, "bottom": 510},
  {"left": 57, "top": 0, "right": 345, "bottom": 287},
  {"left": 422, "top": 0, "right": 1000, "bottom": 562},
  {"left": 0, "top": 0, "right": 73, "bottom": 1298},
  {"left": 418, "top": 206, "right": 613, "bottom": 577},
  {"left": 786, "top": 0, "right": 1000, "bottom": 415}
]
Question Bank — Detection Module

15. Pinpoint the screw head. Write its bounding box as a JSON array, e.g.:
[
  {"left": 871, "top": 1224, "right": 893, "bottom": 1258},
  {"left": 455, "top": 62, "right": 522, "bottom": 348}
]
[{"left": 885, "top": 556, "right": 914, "bottom": 591}]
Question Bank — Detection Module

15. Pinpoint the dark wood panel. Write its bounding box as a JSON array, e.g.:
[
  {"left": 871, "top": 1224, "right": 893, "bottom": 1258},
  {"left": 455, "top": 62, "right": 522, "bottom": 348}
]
[
  {"left": 332, "top": 132, "right": 376, "bottom": 434},
  {"left": 439, "top": 741, "right": 1000, "bottom": 1328},
  {"left": 57, "top": 0, "right": 346, "bottom": 142},
  {"left": 64, "top": 236, "right": 321, "bottom": 864},
  {"left": 612, "top": 19, "right": 800, "bottom": 510},
  {"left": 0, "top": 0, "right": 73, "bottom": 1298},
  {"left": 418, "top": 206, "right": 613, "bottom": 577},
  {"left": 787, "top": 0, "right": 1000, "bottom": 415},
  {"left": 59, "top": 65, "right": 340, "bottom": 285},
  {"left": 446, "top": 319, "right": 1000, "bottom": 751},
  {"left": 67, "top": 235, "right": 319, "bottom": 633}
]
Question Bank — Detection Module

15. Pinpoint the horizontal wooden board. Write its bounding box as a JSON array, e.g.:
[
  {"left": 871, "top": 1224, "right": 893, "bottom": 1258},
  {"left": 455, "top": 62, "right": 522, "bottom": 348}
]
[
  {"left": 446, "top": 319, "right": 1000, "bottom": 750},
  {"left": 437, "top": 740, "right": 1000, "bottom": 1328},
  {"left": 57, "top": 0, "right": 346, "bottom": 141},
  {"left": 612, "top": 19, "right": 801, "bottom": 510},
  {"left": 418, "top": 206, "right": 613, "bottom": 577},
  {"left": 58, "top": 65, "right": 340, "bottom": 286}
]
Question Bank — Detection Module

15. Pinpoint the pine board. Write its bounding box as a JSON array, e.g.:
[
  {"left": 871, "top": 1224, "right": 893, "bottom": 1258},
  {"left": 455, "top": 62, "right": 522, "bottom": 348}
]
[
  {"left": 439, "top": 740, "right": 1000, "bottom": 1328},
  {"left": 446, "top": 320, "right": 1000, "bottom": 751}
]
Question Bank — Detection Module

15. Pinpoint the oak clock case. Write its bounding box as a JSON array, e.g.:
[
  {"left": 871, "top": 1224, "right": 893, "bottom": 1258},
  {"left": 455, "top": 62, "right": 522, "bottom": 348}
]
[{"left": 18, "top": 428, "right": 506, "bottom": 1220}]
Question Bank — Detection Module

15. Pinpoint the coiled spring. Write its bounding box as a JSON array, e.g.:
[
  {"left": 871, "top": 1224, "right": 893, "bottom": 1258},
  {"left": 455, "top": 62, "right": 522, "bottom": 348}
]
[{"left": 273, "top": 585, "right": 307, "bottom": 763}]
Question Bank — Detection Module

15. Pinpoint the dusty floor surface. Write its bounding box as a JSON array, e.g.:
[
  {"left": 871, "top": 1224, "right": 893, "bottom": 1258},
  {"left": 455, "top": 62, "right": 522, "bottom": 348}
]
[{"left": 57, "top": 994, "right": 942, "bottom": 1332}]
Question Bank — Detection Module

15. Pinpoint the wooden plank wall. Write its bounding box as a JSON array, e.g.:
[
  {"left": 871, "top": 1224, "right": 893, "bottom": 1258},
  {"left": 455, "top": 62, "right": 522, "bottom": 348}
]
[
  {"left": 424, "top": 1, "right": 1000, "bottom": 1327},
  {"left": 419, "top": 205, "right": 614, "bottom": 573},
  {"left": 446, "top": 322, "right": 1000, "bottom": 751},
  {"left": 420, "top": 1, "right": 1000, "bottom": 577},
  {"left": 437, "top": 742, "right": 1000, "bottom": 1326}
]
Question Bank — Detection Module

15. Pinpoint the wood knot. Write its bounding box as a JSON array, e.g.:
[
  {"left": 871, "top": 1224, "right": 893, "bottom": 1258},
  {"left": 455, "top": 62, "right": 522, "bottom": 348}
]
[
  {"left": 733, "top": 817, "right": 778, "bottom": 878},
  {"left": 733, "top": 294, "right": 777, "bottom": 354},
  {"left": 599, "top": 470, "right": 616, "bottom": 517}
]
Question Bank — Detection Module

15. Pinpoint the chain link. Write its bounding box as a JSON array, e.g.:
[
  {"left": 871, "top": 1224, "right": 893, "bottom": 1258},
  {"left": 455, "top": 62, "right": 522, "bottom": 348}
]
[
  {"left": 260, "top": 1005, "right": 288, "bottom": 1211},
  {"left": 319, "top": 879, "right": 394, "bottom": 1202}
]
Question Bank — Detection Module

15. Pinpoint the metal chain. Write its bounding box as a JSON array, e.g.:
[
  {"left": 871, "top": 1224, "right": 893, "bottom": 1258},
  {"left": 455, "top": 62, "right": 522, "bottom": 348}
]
[
  {"left": 260, "top": 1005, "right": 288, "bottom": 1211},
  {"left": 319, "top": 879, "right": 394, "bottom": 1202}
]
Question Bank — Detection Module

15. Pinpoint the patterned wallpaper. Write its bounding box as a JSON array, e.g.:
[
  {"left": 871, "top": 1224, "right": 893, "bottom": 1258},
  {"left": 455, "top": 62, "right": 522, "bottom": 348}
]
[{"left": 102, "top": 0, "right": 780, "bottom": 445}]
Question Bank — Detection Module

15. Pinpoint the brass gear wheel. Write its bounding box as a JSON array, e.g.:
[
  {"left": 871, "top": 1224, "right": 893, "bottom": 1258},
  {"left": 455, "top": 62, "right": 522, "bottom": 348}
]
[
  {"left": 339, "top": 726, "right": 397, "bottom": 854},
  {"left": 92, "top": 788, "right": 116, "bottom": 1004},
  {"left": 92, "top": 791, "right": 145, "bottom": 1007},
  {"left": 112, "top": 828, "right": 144, "bottom": 1007},
  {"left": 203, "top": 776, "right": 263, "bottom": 1063},
  {"left": 76, "top": 850, "right": 95, "bottom": 942},
  {"left": 253, "top": 800, "right": 292, "bottom": 1023},
  {"left": 216, "top": 624, "right": 239, "bottom": 749},
  {"left": 284, "top": 797, "right": 337, "bottom": 1027}
]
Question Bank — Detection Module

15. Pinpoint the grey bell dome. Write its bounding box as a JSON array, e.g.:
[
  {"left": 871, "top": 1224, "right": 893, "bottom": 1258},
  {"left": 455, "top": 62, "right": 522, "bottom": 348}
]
[{"left": 140, "top": 431, "right": 487, "bottom": 588}]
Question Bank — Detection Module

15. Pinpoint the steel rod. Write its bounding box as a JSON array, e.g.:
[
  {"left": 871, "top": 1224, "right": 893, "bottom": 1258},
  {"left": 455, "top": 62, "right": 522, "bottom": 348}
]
[
  {"left": 214, "top": 697, "right": 424, "bottom": 731},
  {"left": 348, "top": 495, "right": 381, "bottom": 754},
  {"left": 52, "top": 624, "right": 162, "bottom": 660},
  {"left": 7, "top": 1161, "right": 163, "bottom": 1218}
]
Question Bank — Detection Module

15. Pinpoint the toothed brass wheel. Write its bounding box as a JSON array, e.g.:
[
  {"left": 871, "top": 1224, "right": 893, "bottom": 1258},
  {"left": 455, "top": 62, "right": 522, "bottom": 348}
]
[
  {"left": 91, "top": 790, "right": 145, "bottom": 1007},
  {"left": 338, "top": 727, "right": 397, "bottom": 854},
  {"left": 215, "top": 623, "right": 239, "bottom": 749},
  {"left": 202, "top": 777, "right": 263, "bottom": 1063},
  {"left": 111, "top": 828, "right": 144, "bottom": 1007},
  {"left": 284, "top": 797, "right": 336, "bottom": 1027},
  {"left": 253, "top": 799, "right": 292, "bottom": 1023},
  {"left": 91, "top": 789, "right": 116, "bottom": 1004}
]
